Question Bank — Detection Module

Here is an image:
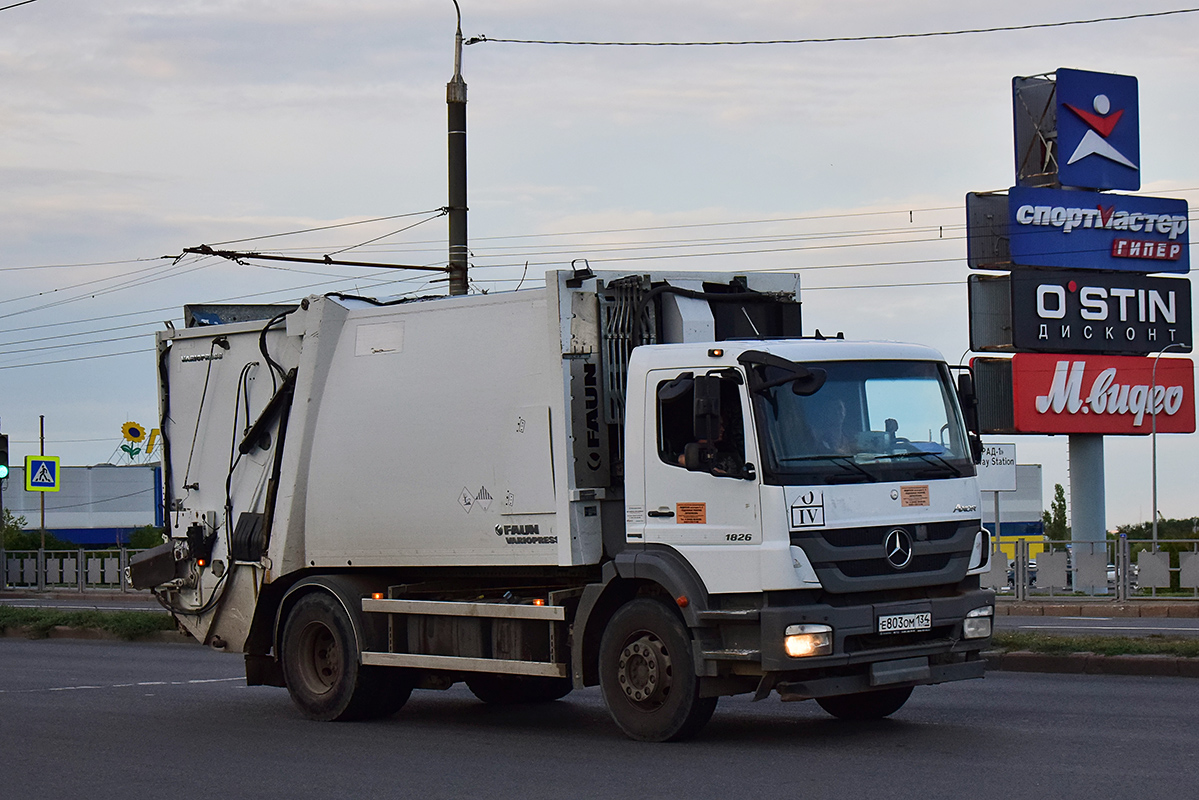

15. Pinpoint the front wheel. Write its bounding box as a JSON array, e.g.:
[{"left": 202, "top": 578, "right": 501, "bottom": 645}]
[
  {"left": 280, "top": 591, "right": 411, "bottom": 721},
  {"left": 816, "top": 686, "right": 913, "bottom": 720},
  {"left": 599, "top": 598, "right": 717, "bottom": 742}
]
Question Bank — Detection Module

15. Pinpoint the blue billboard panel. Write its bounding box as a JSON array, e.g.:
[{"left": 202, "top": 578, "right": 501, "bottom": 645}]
[
  {"left": 1008, "top": 186, "right": 1189, "bottom": 274},
  {"left": 1056, "top": 68, "right": 1140, "bottom": 191}
]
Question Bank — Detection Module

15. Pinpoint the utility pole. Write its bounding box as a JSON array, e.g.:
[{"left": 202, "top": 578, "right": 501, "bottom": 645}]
[
  {"left": 1151, "top": 342, "right": 1188, "bottom": 552},
  {"left": 446, "top": 1, "right": 469, "bottom": 296}
]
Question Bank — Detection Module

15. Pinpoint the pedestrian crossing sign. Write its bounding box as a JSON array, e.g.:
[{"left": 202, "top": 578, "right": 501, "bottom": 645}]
[{"left": 25, "top": 455, "right": 60, "bottom": 492}]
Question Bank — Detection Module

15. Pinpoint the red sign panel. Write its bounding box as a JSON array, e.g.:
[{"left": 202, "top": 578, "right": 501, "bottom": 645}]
[{"left": 1011, "top": 353, "right": 1195, "bottom": 434}]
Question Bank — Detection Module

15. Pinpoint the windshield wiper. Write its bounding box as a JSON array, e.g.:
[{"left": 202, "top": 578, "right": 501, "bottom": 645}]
[{"left": 776, "top": 454, "right": 879, "bottom": 483}]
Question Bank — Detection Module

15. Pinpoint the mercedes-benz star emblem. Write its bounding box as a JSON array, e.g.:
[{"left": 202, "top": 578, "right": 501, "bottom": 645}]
[{"left": 884, "top": 528, "right": 914, "bottom": 570}]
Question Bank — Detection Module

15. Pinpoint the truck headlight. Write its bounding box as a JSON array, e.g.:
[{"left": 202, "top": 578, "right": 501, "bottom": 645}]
[
  {"left": 963, "top": 606, "right": 993, "bottom": 639},
  {"left": 784, "top": 624, "right": 833, "bottom": 657}
]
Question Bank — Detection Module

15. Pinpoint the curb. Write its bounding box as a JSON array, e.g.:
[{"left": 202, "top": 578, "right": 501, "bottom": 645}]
[
  {"left": 996, "top": 601, "right": 1199, "bottom": 618},
  {"left": 1, "top": 625, "right": 195, "bottom": 644},
  {"left": 985, "top": 650, "right": 1199, "bottom": 678}
]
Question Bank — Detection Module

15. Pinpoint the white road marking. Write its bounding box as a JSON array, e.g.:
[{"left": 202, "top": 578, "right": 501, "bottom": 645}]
[{"left": 0, "top": 676, "right": 242, "bottom": 694}]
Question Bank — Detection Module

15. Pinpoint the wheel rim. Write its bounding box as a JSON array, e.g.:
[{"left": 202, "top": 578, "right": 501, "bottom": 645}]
[
  {"left": 617, "top": 630, "right": 673, "bottom": 709},
  {"left": 295, "top": 620, "right": 340, "bottom": 697}
]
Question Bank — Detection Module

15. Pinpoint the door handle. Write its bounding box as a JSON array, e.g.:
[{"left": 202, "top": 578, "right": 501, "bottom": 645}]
[{"left": 647, "top": 509, "right": 675, "bottom": 518}]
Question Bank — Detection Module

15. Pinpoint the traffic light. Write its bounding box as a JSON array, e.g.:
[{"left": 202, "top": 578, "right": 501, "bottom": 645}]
[{"left": 0, "top": 433, "right": 8, "bottom": 480}]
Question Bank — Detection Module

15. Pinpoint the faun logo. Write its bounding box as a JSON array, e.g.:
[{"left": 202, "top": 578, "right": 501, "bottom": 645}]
[
  {"left": 495, "top": 523, "right": 557, "bottom": 546},
  {"left": 181, "top": 353, "right": 224, "bottom": 363},
  {"left": 583, "top": 362, "right": 602, "bottom": 471},
  {"left": 496, "top": 524, "right": 540, "bottom": 537}
]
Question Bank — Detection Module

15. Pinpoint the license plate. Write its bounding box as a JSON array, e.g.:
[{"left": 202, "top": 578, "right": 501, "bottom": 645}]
[{"left": 877, "top": 612, "right": 931, "bottom": 635}]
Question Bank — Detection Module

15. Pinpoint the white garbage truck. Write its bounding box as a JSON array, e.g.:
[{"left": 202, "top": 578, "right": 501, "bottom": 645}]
[{"left": 132, "top": 268, "right": 994, "bottom": 741}]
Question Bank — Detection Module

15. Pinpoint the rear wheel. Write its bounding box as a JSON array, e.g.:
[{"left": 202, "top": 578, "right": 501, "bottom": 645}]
[
  {"left": 599, "top": 598, "right": 717, "bottom": 742},
  {"left": 466, "top": 674, "right": 573, "bottom": 704},
  {"left": 281, "top": 591, "right": 411, "bottom": 721},
  {"left": 816, "top": 686, "right": 913, "bottom": 720}
]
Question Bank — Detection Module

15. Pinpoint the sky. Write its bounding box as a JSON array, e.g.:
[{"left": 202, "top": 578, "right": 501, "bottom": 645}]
[{"left": 1, "top": 1, "right": 1197, "bottom": 529}]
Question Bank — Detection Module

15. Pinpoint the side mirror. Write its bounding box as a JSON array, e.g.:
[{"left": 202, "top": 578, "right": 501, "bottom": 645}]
[
  {"left": 956, "top": 372, "right": 980, "bottom": 435},
  {"left": 968, "top": 431, "right": 984, "bottom": 465},
  {"left": 683, "top": 441, "right": 715, "bottom": 471},
  {"left": 692, "top": 375, "right": 722, "bottom": 441}
]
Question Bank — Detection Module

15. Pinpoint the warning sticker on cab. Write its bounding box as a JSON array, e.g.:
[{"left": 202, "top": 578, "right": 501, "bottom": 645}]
[
  {"left": 900, "top": 485, "right": 930, "bottom": 507},
  {"left": 676, "top": 503, "right": 707, "bottom": 524}
]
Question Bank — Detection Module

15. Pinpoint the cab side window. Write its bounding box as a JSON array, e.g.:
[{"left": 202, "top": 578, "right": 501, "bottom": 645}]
[{"left": 656, "top": 374, "right": 744, "bottom": 475}]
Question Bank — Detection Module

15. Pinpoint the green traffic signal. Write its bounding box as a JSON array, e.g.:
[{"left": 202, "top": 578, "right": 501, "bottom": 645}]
[{"left": 0, "top": 433, "right": 8, "bottom": 479}]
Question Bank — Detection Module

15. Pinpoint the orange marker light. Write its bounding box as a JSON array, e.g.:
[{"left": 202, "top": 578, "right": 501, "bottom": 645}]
[
  {"left": 708, "top": 348, "right": 724, "bottom": 358},
  {"left": 371, "top": 592, "right": 384, "bottom": 600},
  {"left": 676, "top": 595, "right": 690, "bottom": 608},
  {"left": 197, "top": 559, "right": 207, "bottom": 567},
  {"left": 533, "top": 598, "right": 545, "bottom": 606}
]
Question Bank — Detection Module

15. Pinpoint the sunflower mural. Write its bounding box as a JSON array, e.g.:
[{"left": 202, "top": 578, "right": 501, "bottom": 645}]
[{"left": 121, "top": 421, "right": 146, "bottom": 460}]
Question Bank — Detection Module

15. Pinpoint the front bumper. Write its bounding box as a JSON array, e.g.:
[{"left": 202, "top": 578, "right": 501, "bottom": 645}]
[{"left": 727, "top": 587, "right": 993, "bottom": 699}]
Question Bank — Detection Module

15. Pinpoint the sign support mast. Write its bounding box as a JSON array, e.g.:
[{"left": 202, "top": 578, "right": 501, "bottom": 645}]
[{"left": 39, "top": 415, "right": 46, "bottom": 551}]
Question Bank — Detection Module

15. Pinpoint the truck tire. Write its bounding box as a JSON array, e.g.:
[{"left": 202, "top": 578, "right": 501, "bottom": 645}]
[
  {"left": 815, "top": 686, "right": 913, "bottom": 720},
  {"left": 465, "top": 674, "right": 572, "bottom": 705},
  {"left": 281, "top": 591, "right": 411, "bottom": 721},
  {"left": 599, "top": 598, "right": 717, "bottom": 742}
]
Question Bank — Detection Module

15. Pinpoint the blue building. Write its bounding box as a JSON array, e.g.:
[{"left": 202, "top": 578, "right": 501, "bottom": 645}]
[{"left": 1, "top": 463, "right": 163, "bottom": 545}]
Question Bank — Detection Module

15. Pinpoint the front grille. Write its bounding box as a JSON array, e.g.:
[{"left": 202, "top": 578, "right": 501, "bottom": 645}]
[
  {"left": 792, "top": 520, "right": 978, "bottom": 593},
  {"left": 819, "top": 520, "right": 961, "bottom": 548},
  {"left": 837, "top": 553, "right": 953, "bottom": 578}
]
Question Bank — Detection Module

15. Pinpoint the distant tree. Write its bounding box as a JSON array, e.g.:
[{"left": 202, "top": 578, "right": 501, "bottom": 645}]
[
  {"left": 1043, "top": 483, "right": 1069, "bottom": 541},
  {"left": 2, "top": 508, "right": 70, "bottom": 549},
  {"left": 1116, "top": 517, "right": 1199, "bottom": 591},
  {"left": 128, "top": 526, "right": 166, "bottom": 549},
  {"left": 2, "top": 507, "right": 27, "bottom": 549}
]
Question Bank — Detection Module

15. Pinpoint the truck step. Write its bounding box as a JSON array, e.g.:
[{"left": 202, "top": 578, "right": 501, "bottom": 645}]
[
  {"left": 700, "top": 648, "right": 762, "bottom": 662},
  {"left": 361, "top": 651, "right": 567, "bottom": 678},
  {"left": 695, "top": 609, "right": 761, "bottom": 623}
]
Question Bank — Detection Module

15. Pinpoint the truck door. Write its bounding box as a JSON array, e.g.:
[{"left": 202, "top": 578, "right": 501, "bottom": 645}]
[{"left": 643, "top": 369, "right": 763, "bottom": 594}]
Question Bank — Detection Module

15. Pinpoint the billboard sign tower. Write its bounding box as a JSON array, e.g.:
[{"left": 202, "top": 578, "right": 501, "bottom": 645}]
[{"left": 967, "top": 68, "right": 1192, "bottom": 548}]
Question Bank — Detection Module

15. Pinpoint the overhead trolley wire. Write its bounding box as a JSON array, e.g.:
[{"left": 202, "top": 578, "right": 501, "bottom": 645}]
[
  {"left": 0, "top": 0, "right": 43, "bottom": 12},
  {"left": 204, "top": 208, "right": 447, "bottom": 247},
  {"left": 466, "top": 8, "right": 1199, "bottom": 47}
]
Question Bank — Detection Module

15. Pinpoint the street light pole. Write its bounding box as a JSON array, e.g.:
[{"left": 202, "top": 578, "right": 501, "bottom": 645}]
[
  {"left": 1151, "top": 342, "right": 1188, "bottom": 552},
  {"left": 446, "top": 0, "right": 468, "bottom": 296}
]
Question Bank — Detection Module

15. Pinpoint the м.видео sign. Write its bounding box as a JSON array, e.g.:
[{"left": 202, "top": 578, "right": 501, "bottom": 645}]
[{"left": 975, "top": 353, "right": 1195, "bottom": 435}]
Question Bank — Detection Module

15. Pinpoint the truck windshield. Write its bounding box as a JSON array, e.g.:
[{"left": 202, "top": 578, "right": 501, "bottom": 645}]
[{"left": 747, "top": 359, "right": 975, "bottom": 485}]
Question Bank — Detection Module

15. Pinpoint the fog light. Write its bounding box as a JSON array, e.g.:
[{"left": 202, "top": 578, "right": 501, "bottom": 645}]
[
  {"left": 784, "top": 624, "right": 833, "bottom": 658},
  {"left": 963, "top": 606, "right": 993, "bottom": 639}
]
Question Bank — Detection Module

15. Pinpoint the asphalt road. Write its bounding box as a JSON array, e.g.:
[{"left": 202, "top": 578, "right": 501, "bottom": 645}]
[{"left": 2, "top": 638, "right": 1197, "bottom": 800}]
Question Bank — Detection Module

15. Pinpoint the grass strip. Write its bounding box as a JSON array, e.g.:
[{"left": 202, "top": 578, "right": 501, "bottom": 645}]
[
  {"left": 992, "top": 630, "right": 1199, "bottom": 658},
  {"left": 0, "top": 606, "right": 177, "bottom": 641}
]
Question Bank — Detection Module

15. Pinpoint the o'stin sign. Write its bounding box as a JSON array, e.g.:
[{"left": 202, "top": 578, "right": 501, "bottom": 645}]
[{"left": 1010, "top": 352, "right": 1195, "bottom": 434}]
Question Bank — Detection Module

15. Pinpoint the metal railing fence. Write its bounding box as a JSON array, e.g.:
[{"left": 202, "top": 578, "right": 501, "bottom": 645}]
[
  {"left": 0, "top": 548, "right": 147, "bottom": 592},
  {"left": 983, "top": 536, "right": 1199, "bottom": 601}
]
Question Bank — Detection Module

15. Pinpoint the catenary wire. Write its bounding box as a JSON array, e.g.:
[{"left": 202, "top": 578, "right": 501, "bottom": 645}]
[{"left": 467, "top": 8, "right": 1199, "bottom": 46}]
